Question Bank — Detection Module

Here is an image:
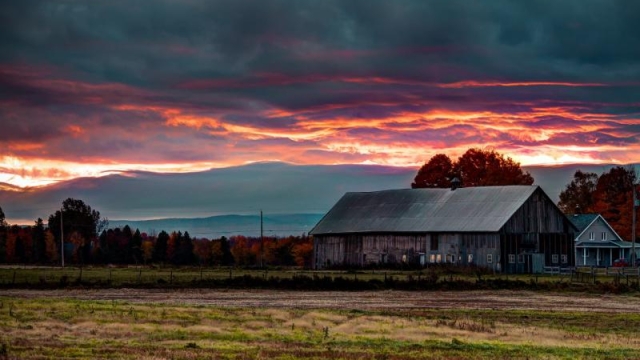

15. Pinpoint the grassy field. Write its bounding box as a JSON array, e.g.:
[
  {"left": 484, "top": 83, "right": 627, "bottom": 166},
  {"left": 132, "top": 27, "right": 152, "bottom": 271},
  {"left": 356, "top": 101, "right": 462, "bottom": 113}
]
[
  {"left": 0, "top": 266, "right": 612, "bottom": 286},
  {"left": 2, "top": 290, "right": 640, "bottom": 359},
  {"left": 1, "top": 266, "right": 638, "bottom": 295}
]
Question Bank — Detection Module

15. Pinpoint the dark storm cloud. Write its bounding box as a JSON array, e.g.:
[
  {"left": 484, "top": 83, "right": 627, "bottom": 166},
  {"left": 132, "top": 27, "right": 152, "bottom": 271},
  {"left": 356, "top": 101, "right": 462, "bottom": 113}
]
[
  {"left": 5, "top": 0, "right": 640, "bottom": 86},
  {"left": 1, "top": 0, "right": 640, "bottom": 184}
]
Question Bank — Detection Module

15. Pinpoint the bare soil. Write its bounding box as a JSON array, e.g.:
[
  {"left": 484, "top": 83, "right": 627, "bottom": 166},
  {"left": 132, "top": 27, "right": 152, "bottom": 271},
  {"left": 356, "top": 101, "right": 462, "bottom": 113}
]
[{"left": 4, "top": 289, "right": 640, "bottom": 313}]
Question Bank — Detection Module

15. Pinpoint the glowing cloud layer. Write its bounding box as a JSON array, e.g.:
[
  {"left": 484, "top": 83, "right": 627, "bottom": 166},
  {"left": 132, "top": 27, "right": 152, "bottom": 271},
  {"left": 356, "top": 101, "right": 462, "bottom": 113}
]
[{"left": 1, "top": 1, "right": 640, "bottom": 188}]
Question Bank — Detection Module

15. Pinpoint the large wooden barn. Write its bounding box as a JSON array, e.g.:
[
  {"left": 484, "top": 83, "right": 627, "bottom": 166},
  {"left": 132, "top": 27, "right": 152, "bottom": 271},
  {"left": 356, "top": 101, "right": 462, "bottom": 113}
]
[{"left": 310, "top": 185, "right": 577, "bottom": 273}]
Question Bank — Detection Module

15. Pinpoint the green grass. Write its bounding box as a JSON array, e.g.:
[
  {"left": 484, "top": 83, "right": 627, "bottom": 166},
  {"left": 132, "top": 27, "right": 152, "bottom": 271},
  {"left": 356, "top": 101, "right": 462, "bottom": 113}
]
[
  {"left": 1, "top": 294, "right": 640, "bottom": 359},
  {"left": 0, "top": 265, "right": 619, "bottom": 286}
]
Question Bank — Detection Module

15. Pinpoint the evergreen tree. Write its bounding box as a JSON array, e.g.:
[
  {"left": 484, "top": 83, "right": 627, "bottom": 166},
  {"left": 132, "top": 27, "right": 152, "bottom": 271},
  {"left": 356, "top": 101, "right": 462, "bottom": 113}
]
[
  {"left": 154, "top": 231, "right": 169, "bottom": 263},
  {"left": 176, "top": 231, "right": 195, "bottom": 265},
  {"left": 220, "top": 236, "right": 234, "bottom": 266},
  {"left": 130, "top": 229, "right": 143, "bottom": 264},
  {"left": 32, "top": 218, "right": 47, "bottom": 263}
]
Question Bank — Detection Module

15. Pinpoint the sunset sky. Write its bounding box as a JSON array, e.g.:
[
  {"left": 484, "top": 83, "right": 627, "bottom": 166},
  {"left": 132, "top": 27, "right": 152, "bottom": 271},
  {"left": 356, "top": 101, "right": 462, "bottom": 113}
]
[{"left": 2, "top": 0, "right": 640, "bottom": 189}]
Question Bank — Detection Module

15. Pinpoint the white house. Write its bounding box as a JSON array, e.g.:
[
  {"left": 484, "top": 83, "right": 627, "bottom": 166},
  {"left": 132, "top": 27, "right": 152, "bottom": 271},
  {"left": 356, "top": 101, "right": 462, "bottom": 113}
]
[{"left": 570, "top": 214, "right": 632, "bottom": 267}]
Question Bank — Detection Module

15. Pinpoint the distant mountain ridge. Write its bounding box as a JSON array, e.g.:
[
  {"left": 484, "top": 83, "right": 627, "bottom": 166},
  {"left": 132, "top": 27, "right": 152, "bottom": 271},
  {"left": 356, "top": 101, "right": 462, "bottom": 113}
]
[
  {"left": 108, "top": 213, "right": 324, "bottom": 238},
  {"left": 1, "top": 161, "right": 637, "bottom": 226}
]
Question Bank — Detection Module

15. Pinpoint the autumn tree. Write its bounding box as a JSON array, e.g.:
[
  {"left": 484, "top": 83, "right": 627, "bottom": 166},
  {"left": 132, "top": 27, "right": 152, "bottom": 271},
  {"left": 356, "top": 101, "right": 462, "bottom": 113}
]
[
  {"left": 48, "top": 198, "right": 102, "bottom": 264},
  {"left": 592, "top": 166, "right": 637, "bottom": 241},
  {"left": 44, "top": 229, "right": 58, "bottom": 263},
  {"left": 141, "top": 239, "right": 154, "bottom": 264},
  {"left": 231, "top": 236, "right": 255, "bottom": 266},
  {"left": 454, "top": 148, "right": 534, "bottom": 187},
  {"left": 558, "top": 170, "right": 598, "bottom": 214},
  {"left": 167, "top": 231, "right": 181, "bottom": 264},
  {"left": 413, "top": 148, "right": 533, "bottom": 188},
  {"left": 5, "top": 227, "right": 16, "bottom": 263},
  {"left": 0, "top": 207, "right": 6, "bottom": 262},
  {"left": 292, "top": 237, "right": 313, "bottom": 267},
  {"left": 558, "top": 166, "right": 639, "bottom": 241},
  {"left": 211, "top": 236, "right": 234, "bottom": 266},
  {"left": 193, "top": 238, "right": 212, "bottom": 265},
  {"left": 412, "top": 154, "right": 454, "bottom": 188}
]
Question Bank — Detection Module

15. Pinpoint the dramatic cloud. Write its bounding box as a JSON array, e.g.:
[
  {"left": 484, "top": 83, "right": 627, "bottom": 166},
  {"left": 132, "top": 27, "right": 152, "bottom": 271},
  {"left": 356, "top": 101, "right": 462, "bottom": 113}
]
[{"left": 1, "top": 0, "right": 640, "bottom": 189}]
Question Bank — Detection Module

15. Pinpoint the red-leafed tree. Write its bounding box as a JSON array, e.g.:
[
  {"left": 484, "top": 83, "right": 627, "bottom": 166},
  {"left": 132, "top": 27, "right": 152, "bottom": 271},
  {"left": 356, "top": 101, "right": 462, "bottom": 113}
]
[
  {"left": 591, "top": 167, "right": 638, "bottom": 241},
  {"left": 412, "top": 154, "right": 454, "bottom": 188},
  {"left": 559, "top": 166, "right": 639, "bottom": 241},
  {"left": 412, "top": 148, "right": 533, "bottom": 188}
]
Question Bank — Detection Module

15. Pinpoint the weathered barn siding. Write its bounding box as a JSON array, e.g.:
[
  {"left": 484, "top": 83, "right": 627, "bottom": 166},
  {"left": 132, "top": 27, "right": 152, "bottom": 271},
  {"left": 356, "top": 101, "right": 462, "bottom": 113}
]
[
  {"left": 314, "top": 232, "right": 503, "bottom": 268},
  {"left": 501, "top": 188, "right": 573, "bottom": 234},
  {"left": 311, "top": 186, "right": 577, "bottom": 272},
  {"left": 315, "top": 234, "right": 431, "bottom": 267},
  {"left": 498, "top": 188, "right": 575, "bottom": 273},
  {"left": 460, "top": 233, "right": 500, "bottom": 269}
]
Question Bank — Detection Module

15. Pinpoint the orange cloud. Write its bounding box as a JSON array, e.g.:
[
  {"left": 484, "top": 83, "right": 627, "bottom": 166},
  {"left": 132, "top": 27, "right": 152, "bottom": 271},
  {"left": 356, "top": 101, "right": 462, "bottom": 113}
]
[{"left": 438, "top": 80, "right": 607, "bottom": 88}]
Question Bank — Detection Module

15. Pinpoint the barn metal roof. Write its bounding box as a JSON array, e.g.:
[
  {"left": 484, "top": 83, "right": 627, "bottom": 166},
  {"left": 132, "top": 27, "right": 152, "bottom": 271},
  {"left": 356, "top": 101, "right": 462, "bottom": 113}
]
[{"left": 309, "top": 186, "right": 539, "bottom": 235}]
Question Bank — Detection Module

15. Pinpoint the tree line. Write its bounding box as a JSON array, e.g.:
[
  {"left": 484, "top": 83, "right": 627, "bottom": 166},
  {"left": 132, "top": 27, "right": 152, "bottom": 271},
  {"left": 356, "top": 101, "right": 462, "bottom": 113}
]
[
  {"left": 1, "top": 148, "right": 637, "bottom": 267},
  {"left": 0, "top": 200, "right": 313, "bottom": 267}
]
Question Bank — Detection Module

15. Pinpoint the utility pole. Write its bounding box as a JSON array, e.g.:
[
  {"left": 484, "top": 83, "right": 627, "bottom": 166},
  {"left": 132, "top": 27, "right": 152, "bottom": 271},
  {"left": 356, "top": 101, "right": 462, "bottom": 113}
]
[
  {"left": 260, "top": 210, "right": 264, "bottom": 268},
  {"left": 633, "top": 184, "right": 637, "bottom": 268},
  {"left": 60, "top": 209, "right": 65, "bottom": 268}
]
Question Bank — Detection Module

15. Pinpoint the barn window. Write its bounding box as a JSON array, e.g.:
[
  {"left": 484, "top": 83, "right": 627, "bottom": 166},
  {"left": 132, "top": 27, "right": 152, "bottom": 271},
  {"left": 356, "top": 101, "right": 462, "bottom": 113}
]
[
  {"left": 508, "top": 254, "right": 516, "bottom": 264},
  {"left": 467, "top": 254, "right": 473, "bottom": 263},
  {"left": 561, "top": 254, "right": 568, "bottom": 264},
  {"left": 486, "top": 254, "right": 493, "bottom": 263},
  {"left": 431, "top": 235, "right": 439, "bottom": 251},
  {"left": 601, "top": 232, "right": 607, "bottom": 241},
  {"left": 552, "top": 254, "right": 559, "bottom": 264}
]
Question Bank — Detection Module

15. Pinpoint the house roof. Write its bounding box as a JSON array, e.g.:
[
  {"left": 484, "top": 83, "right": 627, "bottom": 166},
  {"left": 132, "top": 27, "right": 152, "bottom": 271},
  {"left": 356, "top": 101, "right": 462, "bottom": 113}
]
[
  {"left": 569, "top": 214, "right": 599, "bottom": 233},
  {"left": 310, "top": 185, "right": 542, "bottom": 235},
  {"left": 570, "top": 213, "right": 624, "bottom": 242}
]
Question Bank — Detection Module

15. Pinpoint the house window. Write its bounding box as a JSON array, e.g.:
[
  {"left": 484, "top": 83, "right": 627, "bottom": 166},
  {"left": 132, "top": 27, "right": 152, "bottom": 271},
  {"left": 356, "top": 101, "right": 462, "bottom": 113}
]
[
  {"left": 431, "top": 235, "right": 439, "bottom": 251},
  {"left": 552, "top": 254, "right": 559, "bottom": 264},
  {"left": 589, "top": 232, "right": 594, "bottom": 241},
  {"left": 601, "top": 232, "right": 607, "bottom": 241},
  {"left": 467, "top": 254, "right": 473, "bottom": 264},
  {"left": 487, "top": 254, "right": 493, "bottom": 263},
  {"left": 508, "top": 254, "right": 516, "bottom": 264},
  {"left": 518, "top": 254, "right": 525, "bottom": 264},
  {"left": 429, "top": 254, "right": 436, "bottom": 263},
  {"left": 436, "top": 254, "right": 442, "bottom": 263},
  {"left": 561, "top": 254, "right": 568, "bottom": 264}
]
